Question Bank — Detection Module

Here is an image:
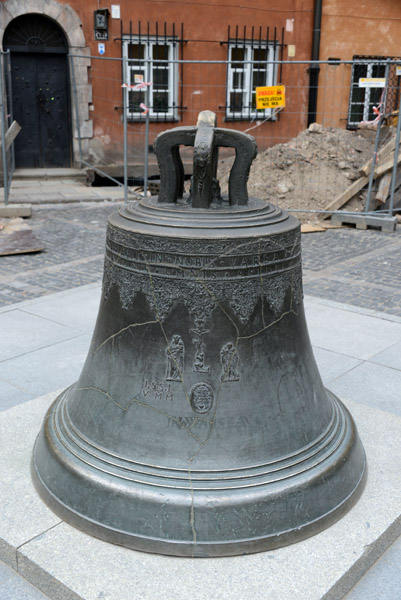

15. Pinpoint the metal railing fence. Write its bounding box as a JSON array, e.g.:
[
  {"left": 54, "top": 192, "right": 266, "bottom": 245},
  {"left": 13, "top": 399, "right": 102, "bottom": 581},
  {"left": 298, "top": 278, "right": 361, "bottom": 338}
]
[
  {"left": 2, "top": 52, "right": 401, "bottom": 222},
  {"left": 0, "top": 50, "right": 15, "bottom": 206},
  {"left": 70, "top": 55, "right": 401, "bottom": 219}
]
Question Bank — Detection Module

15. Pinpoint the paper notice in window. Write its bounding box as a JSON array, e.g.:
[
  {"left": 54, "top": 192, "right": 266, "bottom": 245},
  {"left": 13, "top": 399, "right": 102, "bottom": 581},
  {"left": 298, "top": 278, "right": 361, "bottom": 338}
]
[
  {"left": 256, "top": 86, "right": 286, "bottom": 109},
  {"left": 358, "top": 78, "right": 386, "bottom": 88},
  {"left": 134, "top": 74, "right": 144, "bottom": 84}
]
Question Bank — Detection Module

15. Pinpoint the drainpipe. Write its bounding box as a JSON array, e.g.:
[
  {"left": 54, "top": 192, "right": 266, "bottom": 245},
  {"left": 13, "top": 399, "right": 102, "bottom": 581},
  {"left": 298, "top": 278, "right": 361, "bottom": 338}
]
[{"left": 307, "top": 0, "right": 323, "bottom": 126}]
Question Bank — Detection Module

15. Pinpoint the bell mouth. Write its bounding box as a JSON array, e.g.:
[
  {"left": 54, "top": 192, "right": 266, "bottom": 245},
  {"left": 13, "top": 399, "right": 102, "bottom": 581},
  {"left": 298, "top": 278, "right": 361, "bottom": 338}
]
[{"left": 32, "top": 387, "right": 366, "bottom": 558}]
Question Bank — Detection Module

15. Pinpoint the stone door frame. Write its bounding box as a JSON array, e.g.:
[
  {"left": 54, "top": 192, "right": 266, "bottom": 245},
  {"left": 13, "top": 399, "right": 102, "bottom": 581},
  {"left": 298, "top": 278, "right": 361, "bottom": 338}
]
[{"left": 0, "top": 0, "right": 92, "bottom": 167}]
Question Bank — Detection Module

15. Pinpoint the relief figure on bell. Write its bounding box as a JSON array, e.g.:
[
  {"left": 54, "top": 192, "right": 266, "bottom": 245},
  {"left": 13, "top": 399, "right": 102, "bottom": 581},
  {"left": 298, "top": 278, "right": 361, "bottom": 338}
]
[
  {"left": 220, "top": 342, "right": 240, "bottom": 382},
  {"left": 193, "top": 341, "right": 209, "bottom": 373},
  {"left": 190, "top": 320, "right": 210, "bottom": 373},
  {"left": 166, "top": 335, "right": 185, "bottom": 381}
]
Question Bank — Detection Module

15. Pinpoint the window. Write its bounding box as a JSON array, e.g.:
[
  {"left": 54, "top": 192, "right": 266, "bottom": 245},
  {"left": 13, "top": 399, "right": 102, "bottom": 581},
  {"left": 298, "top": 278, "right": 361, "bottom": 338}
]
[
  {"left": 226, "top": 43, "right": 278, "bottom": 120},
  {"left": 347, "top": 58, "right": 387, "bottom": 128},
  {"left": 123, "top": 38, "right": 178, "bottom": 120}
]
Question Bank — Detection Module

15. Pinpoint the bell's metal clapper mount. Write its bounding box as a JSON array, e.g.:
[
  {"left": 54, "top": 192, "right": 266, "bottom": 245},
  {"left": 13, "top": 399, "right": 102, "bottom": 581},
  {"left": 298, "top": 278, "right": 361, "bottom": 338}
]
[{"left": 32, "top": 111, "right": 366, "bottom": 558}]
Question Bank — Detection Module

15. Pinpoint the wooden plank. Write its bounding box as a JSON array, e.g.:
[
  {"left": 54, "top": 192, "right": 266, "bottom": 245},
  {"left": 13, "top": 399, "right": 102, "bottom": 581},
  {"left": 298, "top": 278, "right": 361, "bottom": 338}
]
[
  {"left": 381, "top": 170, "right": 401, "bottom": 211},
  {"left": 358, "top": 136, "right": 397, "bottom": 177},
  {"left": 375, "top": 172, "right": 392, "bottom": 204},
  {"left": 374, "top": 152, "right": 401, "bottom": 178},
  {"left": 322, "top": 175, "right": 370, "bottom": 218},
  {"left": 2, "top": 121, "right": 21, "bottom": 152},
  {"left": 0, "top": 229, "right": 44, "bottom": 256},
  {"left": 301, "top": 224, "right": 327, "bottom": 233}
]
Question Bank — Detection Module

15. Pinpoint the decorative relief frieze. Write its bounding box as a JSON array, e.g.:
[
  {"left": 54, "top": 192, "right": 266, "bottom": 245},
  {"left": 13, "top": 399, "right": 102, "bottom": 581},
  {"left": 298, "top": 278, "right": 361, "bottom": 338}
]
[{"left": 103, "top": 225, "right": 303, "bottom": 324}]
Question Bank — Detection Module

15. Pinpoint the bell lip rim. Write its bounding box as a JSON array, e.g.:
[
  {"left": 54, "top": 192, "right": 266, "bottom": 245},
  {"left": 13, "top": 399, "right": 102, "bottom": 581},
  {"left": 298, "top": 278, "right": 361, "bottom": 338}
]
[
  {"left": 49, "top": 387, "right": 348, "bottom": 487},
  {"left": 31, "top": 453, "right": 367, "bottom": 558}
]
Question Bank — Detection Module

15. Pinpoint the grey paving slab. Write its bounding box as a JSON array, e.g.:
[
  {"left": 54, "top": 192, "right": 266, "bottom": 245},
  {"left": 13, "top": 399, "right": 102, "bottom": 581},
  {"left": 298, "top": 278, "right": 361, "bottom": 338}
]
[
  {"left": 346, "top": 536, "right": 401, "bottom": 599},
  {"left": 22, "top": 285, "right": 101, "bottom": 333},
  {"left": 305, "top": 295, "right": 401, "bottom": 325},
  {"left": 327, "top": 361, "right": 401, "bottom": 417},
  {"left": 0, "top": 283, "right": 100, "bottom": 316},
  {"left": 370, "top": 340, "right": 401, "bottom": 372},
  {"left": 0, "top": 377, "right": 34, "bottom": 411},
  {"left": 0, "top": 393, "right": 62, "bottom": 569},
  {"left": 312, "top": 347, "right": 362, "bottom": 384},
  {"left": 0, "top": 309, "right": 83, "bottom": 362},
  {"left": 0, "top": 390, "right": 400, "bottom": 600},
  {"left": 0, "top": 561, "right": 49, "bottom": 600},
  {"left": 0, "top": 334, "right": 91, "bottom": 406},
  {"left": 304, "top": 300, "right": 401, "bottom": 360}
]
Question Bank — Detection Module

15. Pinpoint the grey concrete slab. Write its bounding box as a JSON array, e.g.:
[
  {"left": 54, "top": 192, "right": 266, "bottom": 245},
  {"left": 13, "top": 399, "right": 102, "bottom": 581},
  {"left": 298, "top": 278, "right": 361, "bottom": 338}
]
[
  {"left": 304, "top": 300, "right": 401, "bottom": 360},
  {"left": 0, "top": 334, "right": 91, "bottom": 406},
  {"left": 312, "top": 347, "right": 362, "bottom": 384},
  {"left": 14, "top": 169, "right": 85, "bottom": 179},
  {"left": 346, "top": 536, "right": 401, "bottom": 599},
  {"left": 0, "top": 377, "right": 34, "bottom": 411},
  {"left": 370, "top": 340, "right": 401, "bottom": 372},
  {"left": 0, "top": 393, "right": 62, "bottom": 569},
  {"left": 0, "top": 203, "right": 32, "bottom": 217},
  {"left": 0, "top": 309, "right": 83, "bottom": 362},
  {"left": 21, "top": 285, "right": 101, "bottom": 333},
  {"left": 0, "top": 561, "right": 49, "bottom": 600},
  {"left": 327, "top": 361, "right": 401, "bottom": 417},
  {"left": 1, "top": 390, "right": 401, "bottom": 600}
]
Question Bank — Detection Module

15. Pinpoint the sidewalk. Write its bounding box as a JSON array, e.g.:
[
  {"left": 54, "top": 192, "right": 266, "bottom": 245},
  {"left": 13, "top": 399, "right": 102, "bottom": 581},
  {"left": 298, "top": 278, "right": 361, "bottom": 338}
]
[
  {"left": 0, "top": 286, "right": 401, "bottom": 599},
  {"left": 0, "top": 190, "right": 401, "bottom": 598},
  {"left": 0, "top": 168, "right": 127, "bottom": 205}
]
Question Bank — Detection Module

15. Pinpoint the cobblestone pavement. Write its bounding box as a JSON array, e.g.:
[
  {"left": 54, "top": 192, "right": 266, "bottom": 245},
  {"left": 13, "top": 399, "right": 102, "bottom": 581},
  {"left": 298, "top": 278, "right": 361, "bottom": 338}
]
[
  {"left": 301, "top": 225, "right": 401, "bottom": 317},
  {"left": 1, "top": 202, "right": 400, "bottom": 317}
]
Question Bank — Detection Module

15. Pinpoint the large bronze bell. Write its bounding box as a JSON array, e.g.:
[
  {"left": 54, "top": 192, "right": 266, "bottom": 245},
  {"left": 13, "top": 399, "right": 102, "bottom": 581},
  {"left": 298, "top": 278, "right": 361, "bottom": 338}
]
[{"left": 32, "top": 112, "right": 366, "bottom": 557}]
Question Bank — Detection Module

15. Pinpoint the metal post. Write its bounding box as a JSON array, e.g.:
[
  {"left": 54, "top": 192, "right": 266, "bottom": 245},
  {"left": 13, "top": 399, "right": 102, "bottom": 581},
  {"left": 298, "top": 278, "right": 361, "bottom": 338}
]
[
  {"left": 143, "top": 56, "right": 151, "bottom": 197},
  {"left": 0, "top": 52, "right": 9, "bottom": 206},
  {"left": 123, "top": 55, "right": 128, "bottom": 204},
  {"left": 388, "top": 73, "right": 401, "bottom": 217},
  {"left": 69, "top": 54, "right": 83, "bottom": 167},
  {"left": 364, "top": 59, "right": 391, "bottom": 213},
  {"left": 5, "top": 51, "right": 15, "bottom": 181}
]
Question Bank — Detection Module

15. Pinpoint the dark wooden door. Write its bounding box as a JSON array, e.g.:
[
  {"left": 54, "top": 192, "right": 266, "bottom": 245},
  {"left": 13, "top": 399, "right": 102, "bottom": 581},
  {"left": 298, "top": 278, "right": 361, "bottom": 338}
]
[{"left": 11, "top": 52, "right": 71, "bottom": 168}]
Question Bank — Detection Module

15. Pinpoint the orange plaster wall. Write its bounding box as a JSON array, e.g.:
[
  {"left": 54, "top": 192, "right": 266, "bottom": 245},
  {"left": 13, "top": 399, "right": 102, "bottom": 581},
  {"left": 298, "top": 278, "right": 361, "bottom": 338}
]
[
  {"left": 61, "top": 0, "right": 315, "bottom": 158},
  {"left": 1, "top": 0, "right": 316, "bottom": 162},
  {"left": 317, "top": 0, "right": 401, "bottom": 128}
]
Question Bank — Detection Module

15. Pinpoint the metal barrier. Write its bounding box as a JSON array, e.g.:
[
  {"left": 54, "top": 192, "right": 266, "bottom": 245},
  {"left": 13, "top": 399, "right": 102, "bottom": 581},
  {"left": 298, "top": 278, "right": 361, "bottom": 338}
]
[
  {"left": 0, "top": 50, "right": 15, "bottom": 206},
  {"left": 68, "top": 54, "right": 401, "bottom": 224},
  {"left": 2, "top": 50, "right": 399, "bottom": 223}
]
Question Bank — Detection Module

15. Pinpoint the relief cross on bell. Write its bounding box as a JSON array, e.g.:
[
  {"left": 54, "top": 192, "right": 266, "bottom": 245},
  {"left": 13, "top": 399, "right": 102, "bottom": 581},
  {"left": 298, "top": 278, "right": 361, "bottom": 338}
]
[{"left": 153, "top": 110, "right": 257, "bottom": 207}]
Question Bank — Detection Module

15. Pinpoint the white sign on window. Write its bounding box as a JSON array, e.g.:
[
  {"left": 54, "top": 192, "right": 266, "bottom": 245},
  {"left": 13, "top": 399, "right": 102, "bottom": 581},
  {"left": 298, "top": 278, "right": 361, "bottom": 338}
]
[
  {"left": 359, "top": 78, "right": 386, "bottom": 88},
  {"left": 111, "top": 5, "right": 120, "bottom": 19},
  {"left": 98, "top": 43, "right": 105, "bottom": 55}
]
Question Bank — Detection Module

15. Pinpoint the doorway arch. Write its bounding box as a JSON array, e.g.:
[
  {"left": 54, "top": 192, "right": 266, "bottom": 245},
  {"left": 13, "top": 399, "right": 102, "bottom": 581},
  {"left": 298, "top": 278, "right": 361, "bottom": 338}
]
[{"left": 3, "top": 14, "right": 72, "bottom": 168}]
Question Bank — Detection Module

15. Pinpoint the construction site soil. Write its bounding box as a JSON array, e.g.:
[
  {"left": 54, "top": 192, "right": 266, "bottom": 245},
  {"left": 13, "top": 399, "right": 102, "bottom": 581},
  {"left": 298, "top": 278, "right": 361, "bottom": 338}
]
[{"left": 218, "top": 124, "right": 383, "bottom": 223}]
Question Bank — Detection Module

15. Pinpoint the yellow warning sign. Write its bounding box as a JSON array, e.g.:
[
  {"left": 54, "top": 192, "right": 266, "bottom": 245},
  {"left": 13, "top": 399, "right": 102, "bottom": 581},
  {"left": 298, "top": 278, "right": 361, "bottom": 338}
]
[{"left": 256, "top": 86, "right": 286, "bottom": 109}]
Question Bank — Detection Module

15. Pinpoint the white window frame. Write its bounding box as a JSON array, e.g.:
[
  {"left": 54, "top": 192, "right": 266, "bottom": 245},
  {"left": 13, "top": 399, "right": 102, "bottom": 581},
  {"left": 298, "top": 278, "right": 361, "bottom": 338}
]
[
  {"left": 122, "top": 37, "right": 179, "bottom": 120},
  {"left": 226, "top": 42, "right": 278, "bottom": 120},
  {"left": 348, "top": 58, "right": 387, "bottom": 128}
]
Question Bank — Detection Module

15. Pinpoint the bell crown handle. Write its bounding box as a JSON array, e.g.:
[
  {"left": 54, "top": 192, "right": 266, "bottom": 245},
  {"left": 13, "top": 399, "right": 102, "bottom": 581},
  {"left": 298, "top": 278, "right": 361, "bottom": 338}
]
[{"left": 153, "top": 111, "right": 257, "bottom": 207}]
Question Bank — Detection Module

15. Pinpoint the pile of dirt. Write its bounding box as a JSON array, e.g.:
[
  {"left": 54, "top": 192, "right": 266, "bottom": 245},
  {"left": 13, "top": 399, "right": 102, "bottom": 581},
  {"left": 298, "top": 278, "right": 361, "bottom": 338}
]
[{"left": 218, "top": 123, "right": 381, "bottom": 223}]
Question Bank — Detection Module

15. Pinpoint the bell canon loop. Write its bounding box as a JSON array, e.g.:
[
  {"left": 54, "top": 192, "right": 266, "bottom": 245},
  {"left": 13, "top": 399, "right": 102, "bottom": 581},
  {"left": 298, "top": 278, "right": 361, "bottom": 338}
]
[{"left": 32, "top": 112, "right": 366, "bottom": 557}]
